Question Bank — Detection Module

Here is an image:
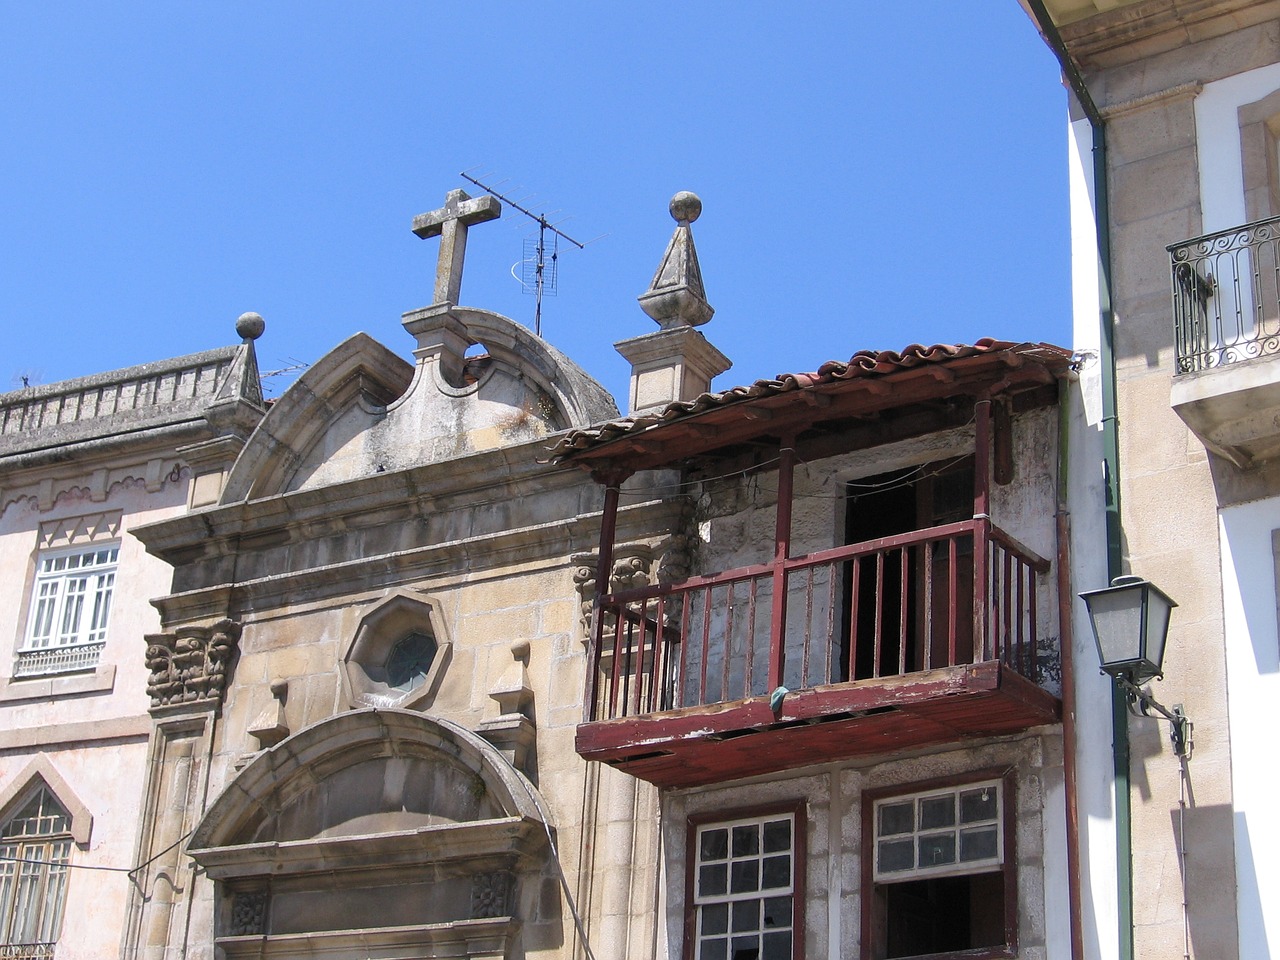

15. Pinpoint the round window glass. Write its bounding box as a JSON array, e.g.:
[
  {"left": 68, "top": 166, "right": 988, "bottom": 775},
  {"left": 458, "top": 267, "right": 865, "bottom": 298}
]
[{"left": 385, "top": 632, "right": 437, "bottom": 692}]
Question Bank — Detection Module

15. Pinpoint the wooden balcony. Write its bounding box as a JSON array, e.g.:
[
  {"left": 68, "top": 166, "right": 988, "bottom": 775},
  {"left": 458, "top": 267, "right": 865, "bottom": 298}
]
[{"left": 576, "top": 518, "right": 1060, "bottom": 787}]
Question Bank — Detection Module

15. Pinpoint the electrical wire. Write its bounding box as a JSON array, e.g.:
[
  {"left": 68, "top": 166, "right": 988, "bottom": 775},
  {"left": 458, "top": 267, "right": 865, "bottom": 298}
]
[{"left": 0, "top": 829, "right": 193, "bottom": 877}]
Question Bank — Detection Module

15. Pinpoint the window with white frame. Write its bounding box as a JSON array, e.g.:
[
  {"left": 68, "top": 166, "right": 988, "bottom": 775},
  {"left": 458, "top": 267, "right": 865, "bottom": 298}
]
[
  {"left": 873, "top": 779, "right": 1003, "bottom": 882},
  {"left": 16, "top": 545, "right": 118, "bottom": 678},
  {"left": 688, "top": 805, "right": 803, "bottom": 960},
  {"left": 863, "top": 774, "right": 1014, "bottom": 960},
  {"left": 0, "top": 787, "right": 73, "bottom": 956}
]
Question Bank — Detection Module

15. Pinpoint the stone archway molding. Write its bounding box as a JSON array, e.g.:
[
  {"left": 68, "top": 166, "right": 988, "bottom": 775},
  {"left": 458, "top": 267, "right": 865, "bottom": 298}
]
[{"left": 187, "top": 708, "right": 551, "bottom": 957}]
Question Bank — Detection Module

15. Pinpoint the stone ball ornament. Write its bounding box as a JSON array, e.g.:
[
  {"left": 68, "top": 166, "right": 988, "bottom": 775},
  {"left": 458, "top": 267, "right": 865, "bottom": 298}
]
[
  {"left": 669, "top": 191, "right": 702, "bottom": 225},
  {"left": 236, "top": 312, "right": 266, "bottom": 341}
]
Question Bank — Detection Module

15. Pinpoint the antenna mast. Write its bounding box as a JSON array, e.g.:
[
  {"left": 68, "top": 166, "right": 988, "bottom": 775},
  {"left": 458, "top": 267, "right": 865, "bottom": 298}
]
[{"left": 460, "top": 171, "right": 585, "bottom": 337}]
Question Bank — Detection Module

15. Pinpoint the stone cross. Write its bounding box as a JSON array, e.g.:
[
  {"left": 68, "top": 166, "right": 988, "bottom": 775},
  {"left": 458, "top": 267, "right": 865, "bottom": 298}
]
[{"left": 412, "top": 188, "right": 502, "bottom": 306}]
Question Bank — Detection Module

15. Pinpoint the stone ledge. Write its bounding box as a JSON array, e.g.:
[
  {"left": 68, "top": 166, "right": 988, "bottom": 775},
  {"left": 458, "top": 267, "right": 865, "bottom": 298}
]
[
  {"left": 0, "top": 664, "right": 116, "bottom": 703},
  {"left": 0, "top": 713, "right": 150, "bottom": 752},
  {"left": 217, "top": 918, "right": 518, "bottom": 960},
  {"left": 1171, "top": 353, "right": 1280, "bottom": 468}
]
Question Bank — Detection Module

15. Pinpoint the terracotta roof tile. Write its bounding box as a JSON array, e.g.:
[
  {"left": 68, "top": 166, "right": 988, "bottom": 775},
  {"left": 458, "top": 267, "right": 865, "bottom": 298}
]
[{"left": 549, "top": 339, "right": 1071, "bottom": 460}]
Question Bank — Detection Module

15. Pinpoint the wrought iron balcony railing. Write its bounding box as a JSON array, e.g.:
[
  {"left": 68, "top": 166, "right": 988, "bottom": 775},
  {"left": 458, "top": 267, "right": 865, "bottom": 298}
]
[
  {"left": 587, "top": 518, "right": 1049, "bottom": 724},
  {"left": 1169, "top": 215, "right": 1280, "bottom": 374}
]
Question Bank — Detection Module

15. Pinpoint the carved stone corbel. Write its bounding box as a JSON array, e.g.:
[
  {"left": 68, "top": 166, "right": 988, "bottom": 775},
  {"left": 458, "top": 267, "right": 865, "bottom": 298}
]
[{"left": 145, "top": 618, "right": 242, "bottom": 711}]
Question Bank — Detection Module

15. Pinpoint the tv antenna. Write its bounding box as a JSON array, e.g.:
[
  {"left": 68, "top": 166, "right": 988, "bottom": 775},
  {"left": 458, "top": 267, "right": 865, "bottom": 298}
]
[{"left": 460, "top": 171, "right": 588, "bottom": 337}]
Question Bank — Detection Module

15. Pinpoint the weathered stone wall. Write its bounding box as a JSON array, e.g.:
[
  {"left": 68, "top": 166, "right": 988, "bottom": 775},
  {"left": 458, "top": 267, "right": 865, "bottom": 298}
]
[{"left": 664, "top": 731, "right": 1062, "bottom": 959}]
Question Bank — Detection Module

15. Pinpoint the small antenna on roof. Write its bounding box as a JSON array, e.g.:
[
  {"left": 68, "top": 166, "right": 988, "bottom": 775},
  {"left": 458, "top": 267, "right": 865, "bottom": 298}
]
[{"left": 460, "top": 170, "right": 588, "bottom": 338}]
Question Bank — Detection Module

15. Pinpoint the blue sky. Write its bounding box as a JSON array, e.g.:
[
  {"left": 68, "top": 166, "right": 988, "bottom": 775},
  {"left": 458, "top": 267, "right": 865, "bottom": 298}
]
[{"left": 1, "top": 3, "right": 1069, "bottom": 405}]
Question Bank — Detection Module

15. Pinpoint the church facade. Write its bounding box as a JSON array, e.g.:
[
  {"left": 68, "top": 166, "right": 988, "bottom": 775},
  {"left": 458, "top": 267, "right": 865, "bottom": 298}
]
[
  {"left": 4, "top": 186, "right": 1099, "bottom": 960},
  {"left": 116, "top": 189, "right": 1088, "bottom": 960}
]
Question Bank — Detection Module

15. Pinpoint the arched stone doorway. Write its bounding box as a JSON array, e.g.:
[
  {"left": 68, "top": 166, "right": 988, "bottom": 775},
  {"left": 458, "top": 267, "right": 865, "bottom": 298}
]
[{"left": 188, "top": 709, "right": 550, "bottom": 959}]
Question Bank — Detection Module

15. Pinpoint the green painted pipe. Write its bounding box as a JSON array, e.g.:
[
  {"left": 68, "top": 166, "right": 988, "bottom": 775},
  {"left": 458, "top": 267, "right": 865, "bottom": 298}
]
[{"left": 1020, "top": 4, "right": 1132, "bottom": 959}]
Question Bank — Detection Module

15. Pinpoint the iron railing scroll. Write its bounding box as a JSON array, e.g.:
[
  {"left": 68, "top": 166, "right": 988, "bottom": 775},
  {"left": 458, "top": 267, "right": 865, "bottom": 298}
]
[{"left": 1169, "top": 215, "right": 1280, "bottom": 373}]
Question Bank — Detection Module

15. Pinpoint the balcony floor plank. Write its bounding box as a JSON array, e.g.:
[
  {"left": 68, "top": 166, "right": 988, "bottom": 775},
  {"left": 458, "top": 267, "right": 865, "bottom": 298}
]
[{"left": 575, "top": 661, "right": 1060, "bottom": 787}]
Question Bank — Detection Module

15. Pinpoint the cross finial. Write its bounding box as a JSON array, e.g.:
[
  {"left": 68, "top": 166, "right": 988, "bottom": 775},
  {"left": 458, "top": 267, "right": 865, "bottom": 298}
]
[{"left": 412, "top": 188, "right": 502, "bottom": 306}]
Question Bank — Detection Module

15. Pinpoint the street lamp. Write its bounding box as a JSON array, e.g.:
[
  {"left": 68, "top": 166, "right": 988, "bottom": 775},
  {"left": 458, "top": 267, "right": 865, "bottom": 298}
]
[{"left": 1080, "top": 575, "right": 1191, "bottom": 758}]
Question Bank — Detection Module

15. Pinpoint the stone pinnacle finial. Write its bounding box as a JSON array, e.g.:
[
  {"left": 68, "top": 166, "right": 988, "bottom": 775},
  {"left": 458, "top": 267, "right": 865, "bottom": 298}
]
[
  {"left": 638, "top": 191, "right": 714, "bottom": 330},
  {"left": 236, "top": 312, "right": 265, "bottom": 342}
]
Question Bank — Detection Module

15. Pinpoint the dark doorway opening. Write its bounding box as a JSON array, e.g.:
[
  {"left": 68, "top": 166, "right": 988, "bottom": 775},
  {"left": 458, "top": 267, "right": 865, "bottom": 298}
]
[{"left": 840, "top": 458, "right": 975, "bottom": 681}]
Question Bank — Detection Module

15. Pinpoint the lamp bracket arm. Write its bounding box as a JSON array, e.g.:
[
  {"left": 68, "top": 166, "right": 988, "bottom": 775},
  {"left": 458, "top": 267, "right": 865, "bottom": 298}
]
[{"left": 1114, "top": 676, "right": 1193, "bottom": 759}]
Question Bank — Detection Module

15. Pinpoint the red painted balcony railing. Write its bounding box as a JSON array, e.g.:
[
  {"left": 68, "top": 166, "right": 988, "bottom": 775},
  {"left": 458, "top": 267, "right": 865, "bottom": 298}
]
[{"left": 587, "top": 519, "right": 1050, "bottom": 723}]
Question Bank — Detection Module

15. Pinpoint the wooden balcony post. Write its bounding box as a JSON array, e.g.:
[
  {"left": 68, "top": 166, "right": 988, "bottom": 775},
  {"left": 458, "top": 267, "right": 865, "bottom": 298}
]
[
  {"left": 587, "top": 472, "right": 627, "bottom": 723},
  {"left": 769, "top": 438, "right": 797, "bottom": 693},
  {"left": 973, "top": 399, "right": 992, "bottom": 660}
]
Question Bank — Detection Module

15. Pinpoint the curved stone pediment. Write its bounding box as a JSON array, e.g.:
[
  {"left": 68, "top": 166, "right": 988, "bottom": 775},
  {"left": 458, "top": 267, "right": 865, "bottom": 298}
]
[
  {"left": 218, "top": 309, "right": 618, "bottom": 504},
  {"left": 219, "top": 333, "right": 414, "bottom": 504}
]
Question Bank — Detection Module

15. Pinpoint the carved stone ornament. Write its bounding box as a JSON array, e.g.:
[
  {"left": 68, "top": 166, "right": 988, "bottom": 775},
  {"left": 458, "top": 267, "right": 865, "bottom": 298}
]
[
  {"left": 229, "top": 891, "right": 268, "bottom": 936},
  {"left": 576, "top": 538, "right": 698, "bottom": 639},
  {"left": 470, "top": 871, "right": 513, "bottom": 919},
  {"left": 146, "top": 619, "right": 242, "bottom": 710}
]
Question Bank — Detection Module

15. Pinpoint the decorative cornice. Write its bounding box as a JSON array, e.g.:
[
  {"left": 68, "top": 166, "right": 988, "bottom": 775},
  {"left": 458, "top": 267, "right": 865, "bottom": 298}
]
[
  {"left": 1100, "top": 81, "right": 1203, "bottom": 119},
  {"left": 1058, "top": 0, "right": 1280, "bottom": 70}
]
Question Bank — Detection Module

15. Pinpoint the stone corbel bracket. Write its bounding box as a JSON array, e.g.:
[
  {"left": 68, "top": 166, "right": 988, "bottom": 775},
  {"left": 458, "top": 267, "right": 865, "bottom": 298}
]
[
  {"left": 146, "top": 618, "right": 242, "bottom": 713},
  {"left": 572, "top": 543, "right": 657, "bottom": 643}
]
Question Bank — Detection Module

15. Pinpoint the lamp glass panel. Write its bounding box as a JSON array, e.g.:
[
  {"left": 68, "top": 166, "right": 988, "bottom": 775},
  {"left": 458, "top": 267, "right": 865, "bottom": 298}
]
[
  {"left": 1086, "top": 586, "right": 1144, "bottom": 668},
  {"left": 1141, "top": 588, "right": 1174, "bottom": 675}
]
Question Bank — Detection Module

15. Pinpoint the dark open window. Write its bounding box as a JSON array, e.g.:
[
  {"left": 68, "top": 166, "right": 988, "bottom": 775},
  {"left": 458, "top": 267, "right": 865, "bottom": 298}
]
[
  {"left": 862, "top": 770, "right": 1016, "bottom": 960},
  {"left": 686, "top": 802, "right": 806, "bottom": 960},
  {"left": 842, "top": 458, "right": 975, "bottom": 681}
]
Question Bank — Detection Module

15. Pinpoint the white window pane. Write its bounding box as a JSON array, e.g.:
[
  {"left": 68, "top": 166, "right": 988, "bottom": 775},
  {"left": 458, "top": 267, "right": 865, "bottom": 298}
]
[
  {"left": 960, "top": 787, "right": 998, "bottom": 824},
  {"left": 918, "top": 795, "right": 955, "bottom": 830},
  {"left": 0, "top": 796, "right": 72, "bottom": 950},
  {"left": 57, "top": 583, "right": 86, "bottom": 644},
  {"left": 959, "top": 826, "right": 1000, "bottom": 862},
  {"left": 918, "top": 832, "right": 957, "bottom": 868},
  {"left": 873, "top": 780, "right": 1004, "bottom": 882},
  {"left": 877, "top": 838, "right": 914, "bottom": 873},
  {"left": 20, "top": 544, "right": 119, "bottom": 670},
  {"left": 877, "top": 801, "right": 914, "bottom": 837}
]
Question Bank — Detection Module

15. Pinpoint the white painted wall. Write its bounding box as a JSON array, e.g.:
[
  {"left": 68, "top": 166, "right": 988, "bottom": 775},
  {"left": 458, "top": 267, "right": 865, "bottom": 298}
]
[
  {"left": 1218, "top": 499, "right": 1280, "bottom": 954},
  {"left": 1065, "top": 113, "right": 1122, "bottom": 960},
  {"left": 1195, "top": 63, "right": 1280, "bottom": 957},
  {"left": 1195, "top": 62, "right": 1280, "bottom": 234}
]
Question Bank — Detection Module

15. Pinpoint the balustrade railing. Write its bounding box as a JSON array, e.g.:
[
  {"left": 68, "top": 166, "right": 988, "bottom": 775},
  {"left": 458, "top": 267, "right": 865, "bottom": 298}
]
[
  {"left": 0, "top": 944, "right": 56, "bottom": 960},
  {"left": 13, "top": 643, "right": 104, "bottom": 678},
  {"left": 1169, "top": 215, "right": 1280, "bottom": 373},
  {"left": 587, "top": 518, "right": 1049, "bottom": 723}
]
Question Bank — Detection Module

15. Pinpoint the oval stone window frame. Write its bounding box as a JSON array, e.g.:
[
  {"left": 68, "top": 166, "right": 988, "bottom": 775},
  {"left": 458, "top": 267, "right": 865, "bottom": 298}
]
[{"left": 340, "top": 591, "right": 451, "bottom": 710}]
